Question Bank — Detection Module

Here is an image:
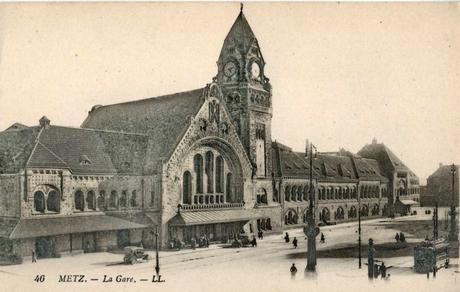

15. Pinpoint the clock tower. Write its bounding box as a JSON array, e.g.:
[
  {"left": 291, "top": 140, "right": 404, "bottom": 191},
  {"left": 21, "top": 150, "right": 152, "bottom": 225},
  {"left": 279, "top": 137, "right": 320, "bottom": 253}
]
[{"left": 216, "top": 8, "right": 273, "bottom": 179}]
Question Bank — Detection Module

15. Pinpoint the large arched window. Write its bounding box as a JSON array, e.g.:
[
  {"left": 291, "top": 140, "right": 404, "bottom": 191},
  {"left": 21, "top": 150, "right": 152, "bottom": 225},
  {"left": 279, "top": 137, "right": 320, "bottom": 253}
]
[
  {"left": 97, "top": 191, "right": 106, "bottom": 211},
  {"left": 109, "top": 191, "right": 118, "bottom": 209},
  {"left": 226, "top": 173, "right": 233, "bottom": 202},
  {"left": 47, "top": 190, "right": 60, "bottom": 212},
  {"left": 336, "top": 207, "right": 345, "bottom": 220},
  {"left": 215, "top": 156, "right": 224, "bottom": 193},
  {"left": 34, "top": 191, "right": 45, "bottom": 213},
  {"left": 205, "top": 151, "right": 214, "bottom": 193},
  {"left": 183, "top": 171, "right": 192, "bottom": 204},
  {"left": 348, "top": 206, "right": 357, "bottom": 218},
  {"left": 87, "top": 190, "right": 96, "bottom": 210},
  {"left": 320, "top": 208, "right": 330, "bottom": 222},
  {"left": 74, "top": 190, "right": 85, "bottom": 211},
  {"left": 194, "top": 154, "right": 203, "bottom": 193}
]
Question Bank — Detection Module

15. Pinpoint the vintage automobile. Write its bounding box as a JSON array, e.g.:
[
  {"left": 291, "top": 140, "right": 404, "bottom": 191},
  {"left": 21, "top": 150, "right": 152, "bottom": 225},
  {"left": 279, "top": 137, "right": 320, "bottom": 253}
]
[
  {"left": 123, "top": 246, "right": 150, "bottom": 265},
  {"left": 230, "top": 233, "right": 252, "bottom": 248}
]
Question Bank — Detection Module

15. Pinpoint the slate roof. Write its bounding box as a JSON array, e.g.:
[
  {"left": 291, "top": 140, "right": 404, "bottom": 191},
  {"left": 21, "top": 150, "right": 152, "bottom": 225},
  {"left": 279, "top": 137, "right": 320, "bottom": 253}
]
[
  {"left": 218, "top": 11, "right": 257, "bottom": 62},
  {"left": 82, "top": 88, "right": 206, "bottom": 173},
  {"left": 0, "top": 127, "right": 40, "bottom": 174},
  {"left": 358, "top": 142, "right": 417, "bottom": 180},
  {"left": 0, "top": 124, "right": 149, "bottom": 175},
  {"left": 272, "top": 141, "right": 388, "bottom": 182},
  {"left": 7, "top": 215, "right": 147, "bottom": 239}
]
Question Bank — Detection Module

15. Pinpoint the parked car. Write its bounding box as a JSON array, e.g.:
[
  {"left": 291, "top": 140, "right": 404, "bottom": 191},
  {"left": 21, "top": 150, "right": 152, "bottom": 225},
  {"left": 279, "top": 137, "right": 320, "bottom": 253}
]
[{"left": 123, "top": 246, "right": 149, "bottom": 265}]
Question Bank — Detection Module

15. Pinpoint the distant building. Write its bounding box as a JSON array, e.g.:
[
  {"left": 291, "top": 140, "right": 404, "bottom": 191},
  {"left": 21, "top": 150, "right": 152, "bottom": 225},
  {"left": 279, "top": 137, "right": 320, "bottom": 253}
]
[
  {"left": 423, "top": 164, "right": 459, "bottom": 207},
  {"left": 358, "top": 139, "right": 421, "bottom": 215},
  {"left": 0, "top": 8, "right": 420, "bottom": 261}
]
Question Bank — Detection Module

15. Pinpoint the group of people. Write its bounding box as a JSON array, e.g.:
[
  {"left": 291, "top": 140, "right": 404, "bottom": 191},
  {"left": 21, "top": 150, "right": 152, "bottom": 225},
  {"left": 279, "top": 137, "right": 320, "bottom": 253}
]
[
  {"left": 395, "top": 232, "right": 406, "bottom": 243},
  {"left": 373, "top": 261, "right": 391, "bottom": 279},
  {"left": 284, "top": 231, "right": 326, "bottom": 249}
]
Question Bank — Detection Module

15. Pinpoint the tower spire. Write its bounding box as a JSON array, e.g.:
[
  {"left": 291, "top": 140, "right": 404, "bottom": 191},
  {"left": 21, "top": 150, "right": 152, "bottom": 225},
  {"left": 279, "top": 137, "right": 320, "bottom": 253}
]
[{"left": 240, "top": 2, "right": 243, "bottom": 13}]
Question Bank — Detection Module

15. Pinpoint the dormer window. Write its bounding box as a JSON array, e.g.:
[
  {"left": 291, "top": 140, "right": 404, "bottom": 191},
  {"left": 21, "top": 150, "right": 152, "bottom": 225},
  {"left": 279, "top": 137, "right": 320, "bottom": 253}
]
[{"left": 79, "top": 155, "right": 92, "bottom": 165}]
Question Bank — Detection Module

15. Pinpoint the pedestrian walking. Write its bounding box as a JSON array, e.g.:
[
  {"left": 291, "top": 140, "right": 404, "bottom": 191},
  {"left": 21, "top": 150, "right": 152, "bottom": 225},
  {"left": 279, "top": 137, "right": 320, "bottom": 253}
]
[
  {"left": 290, "top": 263, "right": 297, "bottom": 279},
  {"left": 31, "top": 249, "right": 37, "bottom": 263},
  {"left": 259, "top": 230, "right": 264, "bottom": 240},
  {"left": 191, "top": 237, "right": 196, "bottom": 250},
  {"left": 399, "top": 232, "right": 406, "bottom": 243},
  {"left": 292, "top": 237, "right": 298, "bottom": 249},
  {"left": 380, "top": 262, "right": 387, "bottom": 279},
  {"left": 395, "top": 233, "right": 400, "bottom": 242},
  {"left": 251, "top": 235, "right": 257, "bottom": 247},
  {"left": 284, "top": 232, "right": 290, "bottom": 243},
  {"left": 320, "top": 232, "right": 325, "bottom": 243}
]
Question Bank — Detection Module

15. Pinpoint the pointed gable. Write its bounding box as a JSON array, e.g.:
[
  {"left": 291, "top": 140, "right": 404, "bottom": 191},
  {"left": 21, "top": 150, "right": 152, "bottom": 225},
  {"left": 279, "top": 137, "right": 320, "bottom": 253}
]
[{"left": 27, "top": 142, "right": 68, "bottom": 169}]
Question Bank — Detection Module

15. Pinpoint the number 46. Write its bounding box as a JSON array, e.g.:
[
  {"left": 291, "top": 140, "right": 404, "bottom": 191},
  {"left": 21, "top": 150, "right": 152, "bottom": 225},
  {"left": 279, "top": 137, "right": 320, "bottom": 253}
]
[{"left": 34, "top": 275, "right": 45, "bottom": 283}]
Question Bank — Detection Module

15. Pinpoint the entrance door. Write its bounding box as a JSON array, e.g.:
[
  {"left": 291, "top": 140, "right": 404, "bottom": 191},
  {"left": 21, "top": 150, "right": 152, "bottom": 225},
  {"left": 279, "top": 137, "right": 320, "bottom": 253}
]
[
  {"left": 83, "top": 233, "right": 97, "bottom": 253},
  {"left": 35, "top": 237, "right": 55, "bottom": 258},
  {"left": 117, "top": 230, "right": 130, "bottom": 248}
]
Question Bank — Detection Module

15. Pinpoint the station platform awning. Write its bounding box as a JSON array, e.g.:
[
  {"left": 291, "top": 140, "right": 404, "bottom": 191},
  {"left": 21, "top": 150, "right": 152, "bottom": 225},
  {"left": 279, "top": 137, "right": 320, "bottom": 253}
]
[
  {"left": 169, "top": 209, "right": 259, "bottom": 227},
  {"left": 8, "top": 215, "right": 147, "bottom": 239}
]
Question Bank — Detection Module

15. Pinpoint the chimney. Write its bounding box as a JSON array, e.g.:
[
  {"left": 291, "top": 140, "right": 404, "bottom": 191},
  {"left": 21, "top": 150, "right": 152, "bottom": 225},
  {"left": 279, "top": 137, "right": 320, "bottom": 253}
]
[
  {"left": 439, "top": 163, "right": 443, "bottom": 168},
  {"left": 39, "top": 116, "right": 50, "bottom": 129},
  {"left": 372, "top": 137, "right": 377, "bottom": 144}
]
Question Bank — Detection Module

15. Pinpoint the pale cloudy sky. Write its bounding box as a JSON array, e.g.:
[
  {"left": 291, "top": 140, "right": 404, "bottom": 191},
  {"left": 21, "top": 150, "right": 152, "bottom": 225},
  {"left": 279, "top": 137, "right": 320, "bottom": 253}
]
[{"left": 0, "top": 2, "right": 459, "bottom": 183}]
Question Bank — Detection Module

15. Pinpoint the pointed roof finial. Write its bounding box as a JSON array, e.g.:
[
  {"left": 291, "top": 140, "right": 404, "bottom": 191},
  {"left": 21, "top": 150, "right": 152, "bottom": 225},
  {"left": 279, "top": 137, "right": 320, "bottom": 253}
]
[{"left": 240, "top": 2, "right": 243, "bottom": 13}]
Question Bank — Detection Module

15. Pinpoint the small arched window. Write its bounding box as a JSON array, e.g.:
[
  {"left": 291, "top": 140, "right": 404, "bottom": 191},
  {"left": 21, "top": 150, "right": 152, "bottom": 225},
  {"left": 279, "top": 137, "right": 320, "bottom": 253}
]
[
  {"left": 74, "top": 190, "right": 85, "bottom": 211},
  {"left": 109, "top": 191, "right": 118, "bottom": 209},
  {"left": 130, "top": 190, "right": 138, "bottom": 207},
  {"left": 285, "top": 185, "right": 291, "bottom": 201},
  {"left": 183, "top": 171, "right": 192, "bottom": 204},
  {"left": 194, "top": 154, "right": 203, "bottom": 194},
  {"left": 257, "top": 188, "right": 267, "bottom": 204},
  {"left": 120, "top": 191, "right": 128, "bottom": 208},
  {"left": 47, "top": 190, "right": 60, "bottom": 212},
  {"left": 97, "top": 191, "right": 106, "bottom": 211},
  {"left": 291, "top": 186, "right": 297, "bottom": 201},
  {"left": 34, "top": 191, "right": 45, "bottom": 213},
  {"left": 87, "top": 190, "right": 96, "bottom": 210}
]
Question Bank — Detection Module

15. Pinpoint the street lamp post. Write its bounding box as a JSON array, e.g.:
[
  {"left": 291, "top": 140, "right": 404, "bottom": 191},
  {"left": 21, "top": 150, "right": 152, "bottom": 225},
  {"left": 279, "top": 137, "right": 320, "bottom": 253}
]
[
  {"left": 449, "top": 164, "right": 458, "bottom": 242},
  {"left": 154, "top": 226, "right": 160, "bottom": 277},
  {"left": 305, "top": 142, "right": 319, "bottom": 273}
]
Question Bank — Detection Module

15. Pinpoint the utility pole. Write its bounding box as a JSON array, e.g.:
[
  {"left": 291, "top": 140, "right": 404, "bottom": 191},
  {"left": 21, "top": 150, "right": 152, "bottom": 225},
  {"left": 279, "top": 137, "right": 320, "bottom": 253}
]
[
  {"left": 305, "top": 142, "right": 319, "bottom": 273},
  {"left": 433, "top": 201, "right": 438, "bottom": 240},
  {"left": 449, "top": 164, "right": 458, "bottom": 242},
  {"left": 358, "top": 182, "right": 362, "bottom": 269}
]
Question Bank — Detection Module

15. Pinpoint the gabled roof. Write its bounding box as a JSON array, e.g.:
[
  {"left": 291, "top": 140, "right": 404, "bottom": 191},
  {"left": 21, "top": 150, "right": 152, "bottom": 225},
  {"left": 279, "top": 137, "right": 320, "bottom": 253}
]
[
  {"left": 4, "top": 122, "right": 29, "bottom": 132},
  {"left": 0, "top": 124, "right": 149, "bottom": 175},
  {"left": 82, "top": 88, "right": 205, "bottom": 173},
  {"left": 358, "top": 142, "right": 416, "bottom": 179}
]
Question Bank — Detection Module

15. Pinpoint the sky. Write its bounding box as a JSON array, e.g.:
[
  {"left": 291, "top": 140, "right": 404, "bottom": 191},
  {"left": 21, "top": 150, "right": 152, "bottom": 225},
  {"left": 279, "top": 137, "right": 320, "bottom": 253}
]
[{"left": 0, "top": 2, "right": 459, "bottom": 184}]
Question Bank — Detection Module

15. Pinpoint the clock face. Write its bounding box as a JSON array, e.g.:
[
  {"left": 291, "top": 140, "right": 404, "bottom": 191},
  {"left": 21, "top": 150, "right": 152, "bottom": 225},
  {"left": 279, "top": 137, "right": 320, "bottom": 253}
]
[
  {"left": 224, "top": 62, "right": 237, "bottom": 77},
  {"left": 250, "top": 62, "right": 260, "bottom": 79}
]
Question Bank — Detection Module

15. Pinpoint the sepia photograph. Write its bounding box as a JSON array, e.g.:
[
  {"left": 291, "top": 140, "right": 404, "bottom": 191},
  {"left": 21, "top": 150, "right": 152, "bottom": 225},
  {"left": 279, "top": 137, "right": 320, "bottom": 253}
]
[{"left": 0, "top": 2, "right": 459, "bottom": 292}]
